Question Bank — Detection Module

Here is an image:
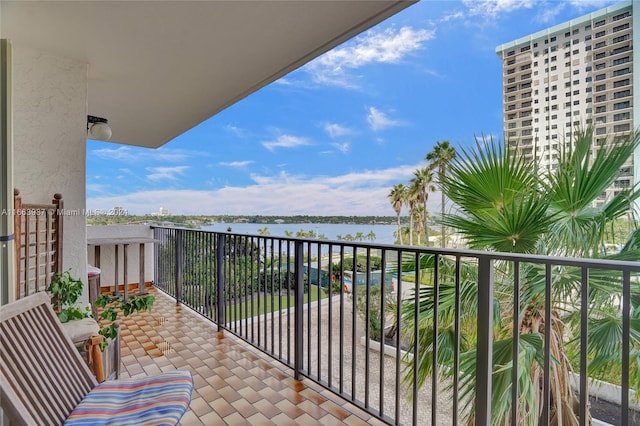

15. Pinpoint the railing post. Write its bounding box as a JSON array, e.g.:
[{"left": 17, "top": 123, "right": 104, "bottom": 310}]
[
  {"left": 152, "top": 228, "right": 158, "bottom": 290},
  {"left": 294, "top": 240, "right": 304, "bottom": 380},
  {"left": 175, "top": 229, "right": 183, "bottom": 305},
  {"left": 216, "top": 233, "right": 226, "bottom": 331},
  {"left": 475, "top": 255, "right": 494, "bottom": 426}
]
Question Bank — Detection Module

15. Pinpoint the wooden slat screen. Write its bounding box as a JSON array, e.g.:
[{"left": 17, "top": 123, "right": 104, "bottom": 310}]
[{"left": 13, "top": 189, "right": 63, "bottom": 299}]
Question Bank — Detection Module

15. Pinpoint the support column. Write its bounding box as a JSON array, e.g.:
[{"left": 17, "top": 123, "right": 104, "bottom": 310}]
[{"left": 0, "top": 39, "right": 15, "bottom": 305}]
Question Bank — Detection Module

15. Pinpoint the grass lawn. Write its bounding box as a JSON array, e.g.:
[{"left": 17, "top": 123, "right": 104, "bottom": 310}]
[
  {"left": 226, "top": 285, "right": 327, "bottom": 321},
  {"left": 399, "top": 270, "right": 434, "bottom": 285}
]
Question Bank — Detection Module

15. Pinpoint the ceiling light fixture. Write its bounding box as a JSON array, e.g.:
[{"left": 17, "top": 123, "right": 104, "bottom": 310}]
[{"left": 87, "top": 115, "right": 112, "bottom": 141}]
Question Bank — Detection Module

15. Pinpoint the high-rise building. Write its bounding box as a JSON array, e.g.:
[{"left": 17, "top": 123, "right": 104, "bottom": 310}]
[{"left": 496, "top": 0, "right": 638, "bottom": 208}]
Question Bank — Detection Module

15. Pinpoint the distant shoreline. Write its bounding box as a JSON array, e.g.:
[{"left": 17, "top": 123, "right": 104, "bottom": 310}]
[{"left": 87, "top": 214, "right": 407, "bottom": 227}]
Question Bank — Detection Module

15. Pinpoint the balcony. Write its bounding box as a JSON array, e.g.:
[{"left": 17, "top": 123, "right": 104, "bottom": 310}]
[
  {"left": 119, "top": 286, "right": 385, "bottom": 425},
  {"left": 107, "top": 226, "right": 639, "bottom": 425}
]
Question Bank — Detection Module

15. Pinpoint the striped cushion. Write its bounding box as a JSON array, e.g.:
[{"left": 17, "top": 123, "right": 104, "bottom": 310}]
[{"left": 64, "top": 370, "right": 193, "bottom": 426}]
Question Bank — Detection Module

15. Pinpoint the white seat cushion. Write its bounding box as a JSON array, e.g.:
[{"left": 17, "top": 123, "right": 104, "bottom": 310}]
[{"left": 60, "top": 318, "right": 100, "bottom": 343}]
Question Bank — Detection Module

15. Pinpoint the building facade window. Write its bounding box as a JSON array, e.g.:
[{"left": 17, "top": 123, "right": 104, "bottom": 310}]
[
  {"left": 613, "top": 23, "right": 630, "bottom": 32},
  {"left": 613, "top": 67, "right": 630, "bottom": 77},
  {"left": 612, "top": 11, "right": 630, "bottom": 21},
  {"left": 613, "top": 101, "right": 630, "bottom": 110},
  {"left": 612, "top": 34, "right": 630, "bottom": 44},
  {"left": 612, "top": 56, "right": 630, "bottom": 66},
  {"left": 612, "top": 46, "right": 630, "bottom": 55},
  {"left": 613, "top": 90, "right": 631, "bottom": 99},
  {"left": 613, "top": 79, "right": 630, "bottom": 88},
  {"left": 613, "top": 112, "right": 630, "bottom": 121}
]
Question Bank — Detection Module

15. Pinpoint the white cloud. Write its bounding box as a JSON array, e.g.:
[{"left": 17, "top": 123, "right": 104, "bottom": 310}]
[
  {"left": 92, "top": 146, "right": 135, "bottom": 161},
  {"left": 305, "top": 26, "right": 434, "bottom": 88},
  {"left": 567, "top": 0, "right": 615, "bottom": 10},
  {"left": 218, "top": 160, "right": 254, "bottom": 168},
  {"left": 91, "top": 146, "right": 201, "bottom": 163},
  {"left": 331, "top": 143, "right": 350, "bottom": 154},
  {"left": 146, "top": 166, "right": 188, "bottom": 181},
  {"left": 457, "top": 0, "right": 618, "bottom": 25},
  {"left": 86, "top": 183, "right": 110, "bottom": 194},
  {"left": 262, "top": 134, "right": 311, "bottom": 151},
  {"left": 224, "top": 124, "right": 249, "bottom": 138},
  {"left": 367, "top": 107, "right": 402, "bottom": 132},
  {"left": 463, "top": 0, "right": 536, "bottom": 18},
  {"left": 440, "top": 11, "right": 465, "bottom": 22},
  {"left": 536, "top": 4, "right": 565, "bottom": 23},
  {"left": 87, "top": 164, "right": 438, "bottom": 216},
  {"left": 324, "top": 123, "right": 354, "bottom": 138}
]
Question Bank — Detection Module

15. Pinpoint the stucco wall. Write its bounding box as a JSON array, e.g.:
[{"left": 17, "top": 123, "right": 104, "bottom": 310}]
[
  {"left": 86, "top": 225, "right": 155, "bottom": 287},
  {"left": 12, "top": 46, "right": 88, "bottom": 298}
]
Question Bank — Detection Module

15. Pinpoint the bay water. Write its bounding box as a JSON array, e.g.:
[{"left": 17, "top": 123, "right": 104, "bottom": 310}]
[{"left": 201, "top": 222, "right": 397, "bottom": 245}]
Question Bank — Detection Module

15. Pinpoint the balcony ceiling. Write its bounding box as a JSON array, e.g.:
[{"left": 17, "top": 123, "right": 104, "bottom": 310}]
[{"left": 1, "top": 1, "right": 415, "bottom": 148}]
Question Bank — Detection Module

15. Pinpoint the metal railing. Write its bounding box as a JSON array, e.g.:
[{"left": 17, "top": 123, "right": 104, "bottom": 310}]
[{"left": 152, "top": 226, "right": 640, "bottom": 425}]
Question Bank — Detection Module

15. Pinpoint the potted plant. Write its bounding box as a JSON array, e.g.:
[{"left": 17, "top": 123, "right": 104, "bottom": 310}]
[
  {"left": 47, "top": 270, "right": 155, "bottom": 347},
  {"left": 95, "top": 292, "right": 155, "bottom": 349},
  {"left": 47, "top": 270, "right": 155, "bottom": 381},
  {"left": 47, "top": 270, "right": 92, "bottom": 322}
]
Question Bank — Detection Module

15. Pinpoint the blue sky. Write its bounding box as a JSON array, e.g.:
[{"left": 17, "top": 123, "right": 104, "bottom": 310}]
[{"left": 87, "top": 0, "right": 618, "bottom": 217}]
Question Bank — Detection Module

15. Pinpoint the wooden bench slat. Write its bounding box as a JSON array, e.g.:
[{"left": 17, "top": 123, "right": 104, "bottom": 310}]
[
  {"left": 1, "top": 292, "right": 192, "bottom": 426},
  {"left": 0, "top": 293, "right": 97, "bottom": 424}
]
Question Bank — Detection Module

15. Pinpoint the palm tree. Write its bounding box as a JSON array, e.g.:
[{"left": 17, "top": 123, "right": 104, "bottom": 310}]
[
  {"left": 426, "top": 140, "right": 457, "bottom": 247},
  {"left": 412, "top": 205, "right": 425, "bottom": 245},
  {"left": 406, "top": 181, "right": 421, "bottom": 246},
  {"left": 403, "top": 129, "right": 640, "bottom": 424},
  {"left": 410, "top": 168, "right": 436, "bottom": 246},
  {"left": 389, "top": 184, "right": 406, "bottom": 245}
]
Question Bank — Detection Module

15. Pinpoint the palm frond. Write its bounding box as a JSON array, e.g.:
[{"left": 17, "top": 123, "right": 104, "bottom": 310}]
[
  {"left": 545, "top": 128, "right": 640, "bottom": 255},
  {"left": 459, "top": 334, "right": 545, "bottom": 426},
  {"left": 443, "top": 136, "right": 540, "bottom": 213}
]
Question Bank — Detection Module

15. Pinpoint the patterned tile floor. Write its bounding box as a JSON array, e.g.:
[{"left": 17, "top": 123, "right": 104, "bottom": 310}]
[{"left": 117, "top": 287, "right": 386, "bottom": 425}]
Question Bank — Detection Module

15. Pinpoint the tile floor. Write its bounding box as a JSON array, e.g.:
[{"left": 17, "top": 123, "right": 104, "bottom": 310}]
[{"left": 117, "top": 286, "right": 386, "bottom": 425}]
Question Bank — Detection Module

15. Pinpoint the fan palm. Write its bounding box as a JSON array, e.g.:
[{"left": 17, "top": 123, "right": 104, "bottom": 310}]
[{"left": 403, "top": 128, "right": 640, "bottom": 424}]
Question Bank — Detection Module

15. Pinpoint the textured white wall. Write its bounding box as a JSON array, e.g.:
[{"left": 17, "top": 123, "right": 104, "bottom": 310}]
[
  {"left": 86, "top": 225, "right": 155, "bottom": 287},
  {"left": 12, "top": 46, "right": 89, "bottom": 297}
]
